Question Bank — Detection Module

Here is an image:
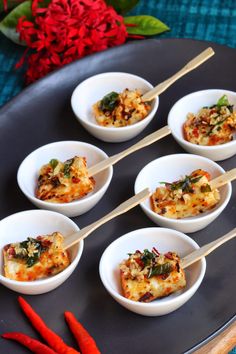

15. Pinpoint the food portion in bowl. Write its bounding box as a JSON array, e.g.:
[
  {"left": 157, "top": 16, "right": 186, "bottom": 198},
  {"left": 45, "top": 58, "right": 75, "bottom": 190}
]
[
  {"left": 36, "top": 156, "right": 95, "bottom": 203},
  {"left": 3, "top": 232, "right": 70, "bottom": 281},
  {"left": 119, "top": 247, "right": 186, "bottom": 302},
  {"left": 92, "top": 89, "right": 151, "bottom": 127},
  {"left": 150, "top": 169, "right": 220, "bottom": 219},
  {"left": 183, "top": 95, "right": 236, "bottom": 146}
]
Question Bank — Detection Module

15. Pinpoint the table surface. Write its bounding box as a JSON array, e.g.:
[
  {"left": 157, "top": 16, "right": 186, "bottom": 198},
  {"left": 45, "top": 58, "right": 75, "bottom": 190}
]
[
  {"left": 0, "top": 1, "right": 236, "bottom": 353},
  {"left": 0, "top": 0, "right": 236, "bottom": 107}
]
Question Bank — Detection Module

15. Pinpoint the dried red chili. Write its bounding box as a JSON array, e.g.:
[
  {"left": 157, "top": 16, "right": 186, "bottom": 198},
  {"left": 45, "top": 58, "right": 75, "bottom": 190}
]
[
  {"left": 164, "top": 252, "right": 174, "bottom": 260},
  {"left": 139, "top": 291, "right": 153, "bottom": 302},
  {"left": 152, "top": 247, "right": 160, "bottom": 256}
]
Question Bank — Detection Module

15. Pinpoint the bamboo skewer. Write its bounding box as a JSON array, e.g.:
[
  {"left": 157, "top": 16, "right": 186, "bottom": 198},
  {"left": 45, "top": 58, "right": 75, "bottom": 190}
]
[
  {"left": 63, "top": 188, "right": 150, "bottom": 249},
  {"left": 87, "top": 48, "right": 215, "bottom": 177},
  {"left": 181, "top": 227, "right": 236, "bottom": 269},
  {"left": 142, "top": 47, "right": 215, "bottom": 102},
  {"left": 210, "top": 168, "right": 236, "bottom": 190},
  {"left": 64, "top": 167, "right": 235, "bottom": 251},
  {"left": 180, "top": 169, "right": 236, "bottom": 267},
  {"left": 87, "top": 125, "right": 171, "bottom": 177}
]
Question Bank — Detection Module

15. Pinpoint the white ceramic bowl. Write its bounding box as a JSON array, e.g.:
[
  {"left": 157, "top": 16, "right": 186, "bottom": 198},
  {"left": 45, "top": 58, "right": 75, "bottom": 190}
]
[
  {"left": 71, "top": 72, "right": 159, "bottom": 143},
  {"left": 99, "top": 227, "right": 206, "bottom": 316},
  {"left": 168, "top": 89, "right": 236, "bottom": 161},
  {"left": 134, "top": 154, "right": 232, "bottom": 233},
  {"left": 17, "top": 141, "right": 113, "bottom": 217},
  {"left": 0, "top": 209, "right": 83, "bottom": 295}
]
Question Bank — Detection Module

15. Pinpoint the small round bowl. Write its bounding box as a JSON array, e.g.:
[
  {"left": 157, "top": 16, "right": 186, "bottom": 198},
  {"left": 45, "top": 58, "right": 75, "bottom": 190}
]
[
  {"left": 134, "top": 154, "right": 232, "bottom": 233},
  {"left": 0, "top": 209, "right": 83, "bottom": 295},
  {"left": 17, "top": 141, "right": 113, "bottom": 217},
  {"left": 168, "top": 89, "right": 236, "bottom": 161},
  {"left": 71, "top": 72, "right": 159, "bottom": 143},
  {"left": 99, "top": 227, "right": 206, "bottom": 316}
]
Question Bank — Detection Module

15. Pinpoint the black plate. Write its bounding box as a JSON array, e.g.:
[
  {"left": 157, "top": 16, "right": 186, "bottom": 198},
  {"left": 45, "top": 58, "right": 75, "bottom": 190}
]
[{"left": 0, "top": 39, "right": 235, "bottom": 354}]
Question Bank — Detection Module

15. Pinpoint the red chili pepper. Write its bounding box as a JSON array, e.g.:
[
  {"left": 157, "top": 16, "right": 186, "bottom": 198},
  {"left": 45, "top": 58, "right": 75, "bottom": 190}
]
[
  {"left": 164, "top": 252, "right": 174, "bottom": 260},
  {"left": 192, "top": 127, "right": 199, "bottom": 138},
  {"left": 18, "top": 297, "right": 79, "bottom": 354},
  {"left": 72, "top": 177, "right": 80, "bottom": 183},
  {"left": 64, "top": 312, "right": 100, "bottom": 354},
  {"left": 139, "top": 292, "right": 153, "bottom": 302},
  {"left": 135, "top": 257, "right": 144, "bottom": 268},
  {"left": 2, "top": 332, "right": 57, "bottom": 354},
  {"left": 152, "top": 247, "right": 160, "bottom": 256},
  {"left": 209, "top": 109, "right": 216, "bottom": 115}
]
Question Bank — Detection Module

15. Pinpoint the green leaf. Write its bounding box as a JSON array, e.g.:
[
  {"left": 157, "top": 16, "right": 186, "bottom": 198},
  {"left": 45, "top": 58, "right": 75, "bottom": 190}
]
[
  {"left": 200, "top": 184, "right": 212, "bottom": 193},
  {"left": 105, "top": 0, "right": 139, "bottom": 14},
  {"left": 49, "top": 159, "right": 59, "bottom": 170},
  {"left": 100, "top": 91, "right": 119, "bottom": 112},
  {"left": 63, "top": 158, "right": 74, "bottom": 178},
  {"left": 148, "top": 262, "right": 173, "bottom": 278},
  {"left": 124, "top": 15, "right": 170, "bottom": 36},
  {"left": 140, "top": 249, "right": 155, "bottom": 267},
  {"left": 217, "top": 95, "right": 230, "bottom": 107},
  {"left": 0, "top": 1, "right": 32, "bottom": 45}
]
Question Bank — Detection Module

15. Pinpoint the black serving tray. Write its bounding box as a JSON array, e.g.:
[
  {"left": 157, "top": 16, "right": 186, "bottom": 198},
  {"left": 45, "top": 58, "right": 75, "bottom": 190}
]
[{"left": 0, "top": 38, "right": 235, "bottom": 354}]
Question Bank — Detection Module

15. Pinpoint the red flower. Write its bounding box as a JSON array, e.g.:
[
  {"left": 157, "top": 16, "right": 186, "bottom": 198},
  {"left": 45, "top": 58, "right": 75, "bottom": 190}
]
[
  {"left": 3, "top": 0, "right": 8, "bottom": 11},
  {"left": 16, "top": 0, "right": 128, "bottom": 84}
]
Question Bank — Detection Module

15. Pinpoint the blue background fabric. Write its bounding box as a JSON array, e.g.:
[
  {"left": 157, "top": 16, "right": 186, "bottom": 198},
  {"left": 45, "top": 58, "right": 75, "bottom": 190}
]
[
  {"left": 0, "top": 0, "right": 235, "bottom": 352},
  {"left": 0, "top": 0, "right": 236, "bottom": 107}
]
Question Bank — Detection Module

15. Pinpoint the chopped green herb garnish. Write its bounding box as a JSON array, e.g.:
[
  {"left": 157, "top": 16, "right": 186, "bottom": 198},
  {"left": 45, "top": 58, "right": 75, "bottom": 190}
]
[
  {"left": 217, "top": 95, "right": 230, "bottom": 107},
  {"left": 140, "top": 249, "right": 155, "bottom": 267},
  {"left": 207, "top": 118, "right": 226, "bottom": 135},
  {"left": 63, "top": 158, "right": 74, "bottom": 178},
  {"left": 207, "top": 128, "right": 213, "bottom": 136},
  {"left": 100, "top": 91, "right": 120, "bottom": 112},
  {"left": 200, "top": 184, "right": 212, "bottom": 193},
  {"left": 148, "top": 262, "right": 173, "bottom": 278},
  {"left": 160, "top": 175, "right": 202, "bottom": 193},
  {"left": 27, "top": 255, "right": 40, "bottom": 267},
  {"left": 190, "top": 176, "right": 203, "bottom": 184},
  {"left": 16, "top": 237, "right": 48, "bottom": 268},
  {"left": 49, "top": 159, "right": 59, "bottom": 169},
  {"left": 214, "top": 119, "right": 225, "bottom": 126},
  {"left": 19, "top": 240, "right": 29, "bottom": 250}
]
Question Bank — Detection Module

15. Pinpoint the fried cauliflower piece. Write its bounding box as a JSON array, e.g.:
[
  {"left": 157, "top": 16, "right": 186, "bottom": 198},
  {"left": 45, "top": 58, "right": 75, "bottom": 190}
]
[
  {"left": 120, "top": 248, "right": 186, "bottom": 302},
  {"left": 150, "top": 169, "right": 220, "bottom": 219},
  {"left": 183, "top": 95, "right": 236, "bottom": 146},
  {"left": 3, "top": 232, "right": 70, "bottom": 281},
  {"left": 36, "top": 156, "right": 95, "bottom": 203},
  {"left": 93, "top": 89, "right": 151, "bottom": 127}
]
